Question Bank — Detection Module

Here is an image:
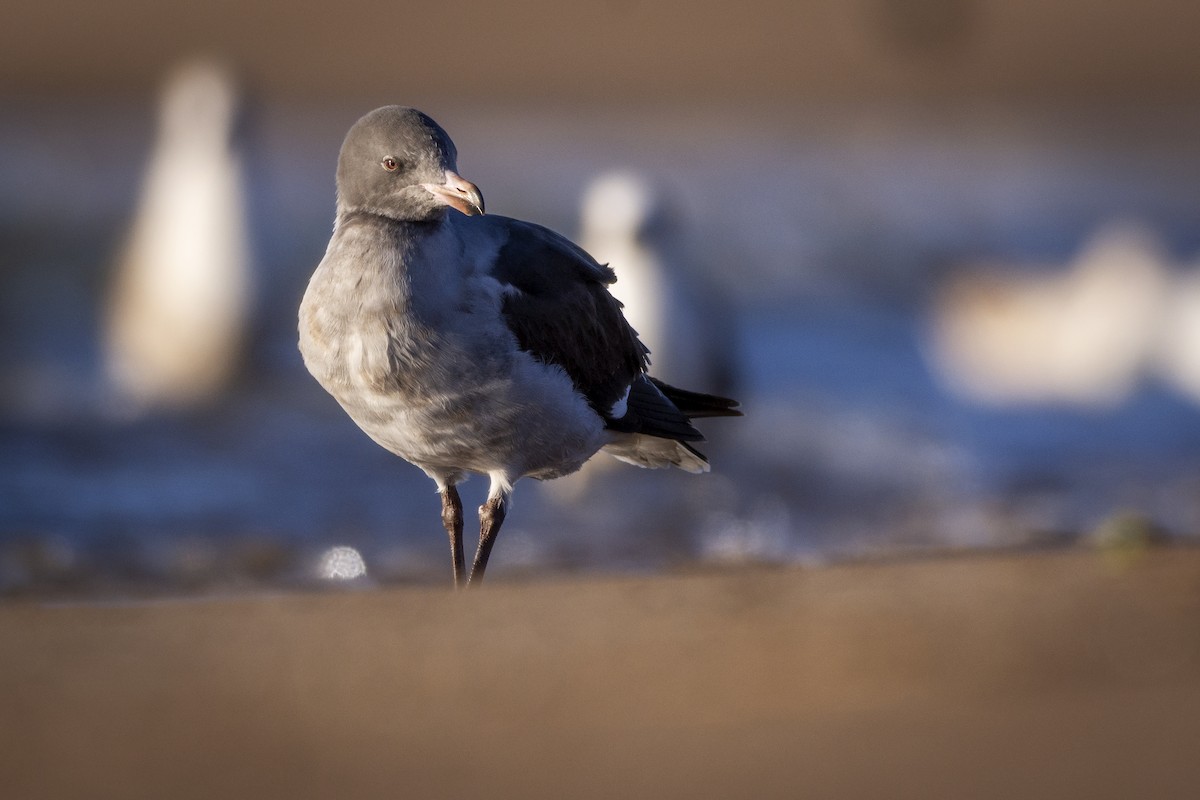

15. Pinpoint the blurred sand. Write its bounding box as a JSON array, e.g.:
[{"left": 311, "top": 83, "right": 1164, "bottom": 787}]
[
  {"left": 2, "top": 547, "right": 1199, "bottom": 799},
  {"left": 5, "top": 1, "right": 1200, "bottom": 102}
]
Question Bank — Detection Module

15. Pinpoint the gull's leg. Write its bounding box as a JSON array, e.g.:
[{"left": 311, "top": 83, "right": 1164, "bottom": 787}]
[
  {"left": 468, "top": 484, "right": 510, "bottom": 587},
  {"left": 440, "top": 485, "right": 465, "bottom": 589}
]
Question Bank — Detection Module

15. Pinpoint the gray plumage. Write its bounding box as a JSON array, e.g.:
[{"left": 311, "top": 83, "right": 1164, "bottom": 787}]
[{"left": 299, "top": 106, "right": 739, "bottom": 586}]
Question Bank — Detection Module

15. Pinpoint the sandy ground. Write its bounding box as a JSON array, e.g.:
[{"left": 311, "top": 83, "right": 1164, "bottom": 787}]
[{"left": 2, "top": 547, "right": 1199, "bottom": 799}]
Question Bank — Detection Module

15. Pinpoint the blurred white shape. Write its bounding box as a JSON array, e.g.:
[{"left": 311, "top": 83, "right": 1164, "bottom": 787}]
[
  {"left": 928, "top": 222, "right": 1168, "bottom": 407},
  {"left": 105, "top": 57, "right": 253, "bottom": 412},
  {"left": 317, "top": 545, "right": 367, "bottom": 581},
  {"left": 1154, "top": 267, "right": 1200, "bottom": 403}
]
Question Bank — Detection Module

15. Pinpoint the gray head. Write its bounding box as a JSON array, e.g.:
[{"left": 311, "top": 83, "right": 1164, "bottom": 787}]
[{"left": 335, "top": 106, "right": 485, "bottom": 222}]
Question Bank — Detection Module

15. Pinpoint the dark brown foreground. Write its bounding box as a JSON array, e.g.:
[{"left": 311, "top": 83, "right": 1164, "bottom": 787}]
[{"left": 3, "top": 547, "right": 1199, "bottom": 799}]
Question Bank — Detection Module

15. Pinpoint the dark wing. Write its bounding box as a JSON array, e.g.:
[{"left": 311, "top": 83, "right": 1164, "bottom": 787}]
[
  {"left": 485, "top": 216, "right": 739, "bottom": 443},
  {"left": 487, "top": 216, "right": 647, "bottom": 418}
]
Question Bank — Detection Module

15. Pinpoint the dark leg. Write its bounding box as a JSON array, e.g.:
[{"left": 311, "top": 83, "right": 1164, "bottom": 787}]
[
  {"left": 440, "top": 486, "right": 465, "bottom": 589},
  {"left": 467, "top": 494, "right": 507, "bottom": 587}
]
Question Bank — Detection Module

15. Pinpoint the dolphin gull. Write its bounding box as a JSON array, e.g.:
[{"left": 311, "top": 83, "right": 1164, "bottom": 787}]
[{"left": 299, "top": 107, "right": 740, "bottom": 587}]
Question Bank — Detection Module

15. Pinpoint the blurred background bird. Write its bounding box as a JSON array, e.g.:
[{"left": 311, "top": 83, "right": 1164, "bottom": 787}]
[
  {"left": 104, "top": 57, "right": 254, "bottom": 415},
  {"left": 927, "top": 222, "right": 1169, "bottom": 407}
]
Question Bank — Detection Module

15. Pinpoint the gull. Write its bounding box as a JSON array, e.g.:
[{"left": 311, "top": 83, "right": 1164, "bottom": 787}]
[
  {"left": 928, "top": 222, "right": 1167, "bottom": 407},
  {"left": 299, "top": 107, "right": 740, "bottom": 587},
  {"left": 106, "top": 58, "right": 253, "bottom": 412}
]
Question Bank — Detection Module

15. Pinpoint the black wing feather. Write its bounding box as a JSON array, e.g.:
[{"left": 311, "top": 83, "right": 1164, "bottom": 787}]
[
  {"left": 648, "top": 378, "right": 742, "bottom": 418},
  {"left": 484, "top": 216, "right": 741, "bottom": 449},
  {"left": 490, "top": 217, "right": 647, "bottom": 417}
]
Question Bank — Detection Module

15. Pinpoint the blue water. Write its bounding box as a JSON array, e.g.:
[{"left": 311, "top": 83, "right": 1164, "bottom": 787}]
[{"left": 3, "top": 100, "right": 1200, "bottom": 595}]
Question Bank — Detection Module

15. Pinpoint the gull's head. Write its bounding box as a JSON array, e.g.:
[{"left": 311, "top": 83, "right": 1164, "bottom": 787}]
[
  {"left": 158, "top": 58, "right": 240, "bottom": 151},
  {"left": 335, "top": 106, "right": 485, "bottom": 222},
  {"left": 581, "top": 170, "right": 675, "bottom": 243}
]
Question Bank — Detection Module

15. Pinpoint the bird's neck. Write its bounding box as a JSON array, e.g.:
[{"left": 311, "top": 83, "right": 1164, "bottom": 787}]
[
  {"left": 325, "top": 209, "right": 466, "bottom": 327},
  {"left": 336, "top": 206, "right": 445, "bottom": 229}
]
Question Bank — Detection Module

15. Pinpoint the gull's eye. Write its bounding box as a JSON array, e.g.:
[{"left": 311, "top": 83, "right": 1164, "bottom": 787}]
[{"left": 382, "top": 157, "right": 399, "bottom": 171}]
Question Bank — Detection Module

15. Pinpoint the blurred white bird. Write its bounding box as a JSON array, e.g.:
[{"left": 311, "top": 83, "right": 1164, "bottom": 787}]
[
  {"left": 928, "top": 222, "right": 1168, "bottom": 407},
  {"left": 105, "top": 57, "right": 253, "bottom": 413}
]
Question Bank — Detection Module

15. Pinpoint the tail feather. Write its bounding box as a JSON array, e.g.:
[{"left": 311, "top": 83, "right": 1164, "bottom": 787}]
[
  {"left": 603, "top": 434, "right": 710, "bottom": 473},
  {"left": 649, "top": 377, "right": 742, "bottom": 418},
  {"left": 602, "top": 375, "right": 741, "bottom": 473},
  {"left": 607, "top": 375, "right": 705, "bottom": 441}
]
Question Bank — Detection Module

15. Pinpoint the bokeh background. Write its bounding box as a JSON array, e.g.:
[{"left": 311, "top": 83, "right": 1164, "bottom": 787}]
[{"left": 4, "top": 0, "right": 1200, "bottom": 595}]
